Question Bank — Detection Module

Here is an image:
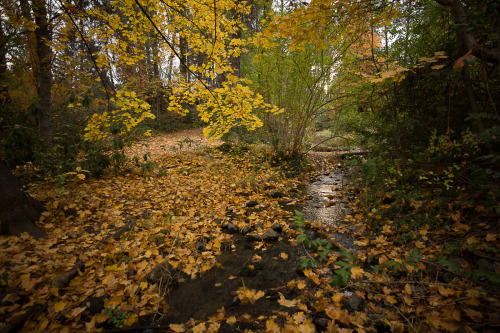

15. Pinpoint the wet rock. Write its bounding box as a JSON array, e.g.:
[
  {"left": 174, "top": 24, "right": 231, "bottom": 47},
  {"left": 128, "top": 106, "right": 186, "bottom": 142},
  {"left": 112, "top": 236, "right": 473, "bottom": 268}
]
[
  {"left": 252, "top": 260, "right": 266, "bottom": 270},
  {"left": 262, "top": 229, "right": 280, "bottom": 241},
  {"left": 265, "top": 289, "right": 279, "bottom": 300},
  {"left": 345, "top": 293, "right": 364, "bottom": 312},
  {"left": 314, "top": 317, "right": 330, "bottom": 330},
  {"left": 195, "top": 241, "right": 206, "bottom": 251},
  {"left": 246, "top": 230, "right": 280, "bottom": 242},
  {"left": 229, "top": 296, "right": 241, "bottom": 307},
  {"left": 83, "top": 296, "right": 105, "bottom": 314},
  {"left": 220, "top": 242, "right": 234, "bottom": 252},
  {"left": 222, "top": 222, "right": 239, "bottom": 234},
  {"left": 146, "top": 261, "right": 178, "bottom": 288},
  {"left": 245, "top": 200, "right": 258, "bottom": 208},
  {"left": 221, "top": 321, "right": 256, "bottom": 333},
  {"left": 239, "top": 265, "right": 258, "bottom": 277},
  {"left": 246, "top": 232, "right": 262, "bottom": 242},
  {"left": 477, "top": 258, "right": 497, "bottom": 272},
  {"left": 269, "top": 190, "right": 284, "bottom": 198},
  {"left": 272, "top": 223, "right": 283, "bottom": 233},
  {"left": 241, "top": 226, "right": 252, "bottom": 235}
]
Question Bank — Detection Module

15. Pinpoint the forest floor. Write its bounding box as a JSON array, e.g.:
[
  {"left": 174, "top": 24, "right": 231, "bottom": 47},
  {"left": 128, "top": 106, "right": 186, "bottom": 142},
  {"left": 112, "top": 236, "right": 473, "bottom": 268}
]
[{"left": 0, "top": 128, "right": 499, "bottom": 332}]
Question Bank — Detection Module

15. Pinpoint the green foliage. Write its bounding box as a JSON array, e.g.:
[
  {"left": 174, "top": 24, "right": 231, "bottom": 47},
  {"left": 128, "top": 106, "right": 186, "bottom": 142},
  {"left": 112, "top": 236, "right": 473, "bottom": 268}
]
[
  {"left": 292, "top": 210, "right": 307, "bottom": 228},
  {"left": 331, "top": 249, "right": 357, "bottom": 287},
  {"left": 293, "top": 210, "right": 337, "bottom": 271},
  {"left": 103, "top": 307, "right": 127, "bottom": 327}
]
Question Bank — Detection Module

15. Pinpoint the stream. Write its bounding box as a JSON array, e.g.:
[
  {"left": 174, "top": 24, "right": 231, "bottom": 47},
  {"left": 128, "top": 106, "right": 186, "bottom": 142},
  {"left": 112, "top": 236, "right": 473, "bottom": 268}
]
[
  {"left": 144, "top": 159, "right": 362, "bottom": 331},
  {"left": 294, "top": 164, "right": 361, "bottom": 252}
]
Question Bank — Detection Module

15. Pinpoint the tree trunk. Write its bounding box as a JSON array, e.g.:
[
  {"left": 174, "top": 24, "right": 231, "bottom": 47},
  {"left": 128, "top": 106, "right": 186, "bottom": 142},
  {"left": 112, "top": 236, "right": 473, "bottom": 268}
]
[
  {"left": 0, "top": 160, "right": 47, "bottom": 238},
  {"left": 32, "top": 0, "right": 53, "bottom": 142},
  {"left": 230, "top": 1, "right": 242, "bottom": 78},
  {"left": 179, "top": 34, "right": 188, "bottom": 82},
  {"left": 0, "top": 20, "right": 10, "bottom": 108}
]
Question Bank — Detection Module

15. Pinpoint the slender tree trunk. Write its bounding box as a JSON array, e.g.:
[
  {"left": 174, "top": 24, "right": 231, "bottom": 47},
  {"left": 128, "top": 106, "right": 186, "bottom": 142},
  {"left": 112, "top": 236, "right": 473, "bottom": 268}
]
[
  {"left": 32, "top": 0, "right": 53, "bottom": 143},
  {"left": 230, "top": 1, "right": 242, "bottom": 78},
  {"left": 0, "top": 20, "right": 11, "bottom": 108},
  {"left": 179, "top": 34, "right": 188, "bottom": 82}
]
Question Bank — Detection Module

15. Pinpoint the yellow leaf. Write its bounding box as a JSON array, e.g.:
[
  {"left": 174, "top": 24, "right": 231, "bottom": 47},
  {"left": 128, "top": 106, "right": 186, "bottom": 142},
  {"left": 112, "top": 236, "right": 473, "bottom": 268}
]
[
  {"left": 293, "top": 311, "right": 306, "bottom": 324},
  {"left": 280, "top": 252, "right": 288, "bottom": 260},
  {"left": 350, "top": 267, "right": 364, "bottom": 279},
  {"left": 170, "top": 324, "right": 186, "bottom": 332},
  {"left": 298, "top": 320, "right": 316, "bottom": 333},
  {"left": 296, "top": 280, "right": 307, "bottom": 290},
  {"left": 486, "top": 234, "right": 496, "bottom": 242},
  {"left": 419, "top": 225, "right": 429, "bottom": 236},
  {"left": 54, "top": 301, "right": 66, "bottom": 312},
  {"left": 124, "top": 314, "right": 138, "bottom": 327},
  {"left": 404, "top": 284, "right": 412, "bottom": 295},
  {"left": 386, "top": 295, "right": 397, "bottom": 304},
  {"left": 106, "top": 263, "right": 125, "bottom": 271},
  {"left": 140, "top": 282, "right": 148, "bottom": 290},
  {"left": 415, "top": 241, "right": 425, "bottom": 249},
  {"left": 266, "top": 319, "right": 281, "bottom": 332},
  {"left": 438, "top": 286, "right": 456, "bottom": 296},
  {"left": 466, "top": 236, "right": 477, "bottom": 244},
  {"left": 431, "top": 64, "right": 446, "bottom": 70},
  {"left": 192, "top": 322, "right": 206, "bottom": 333},
  {"left": 76, "top": 173, "right": 86, "bottom": 180},
  {"left": 332, "top": 293, "right": 343, "bottom": 304},
  {"left": 38, "top": 316, "right": 49, "bottom": 331},
  {"left": 278, "top": 293, "right": 297, "bottom": 308},
  {"left": 303, "top": 269, "right": 321, "bottom": 285},
  {"left": 463, "top": 308, "right": 483, "bottom": 322},
  {"left": 354, "top": 238, "right": 369, "bottom": 246},
  {"left": 70, "top": 307, "right": 86, "bottom": 318},
  {"left": 226, "top": 316, "right": 237, "bottom": 324},
  {"left": 85, "top": 315, "right": 96, "bottom": 332},
  {"left": 49, "top": 286, "right": 59, "bottom": 297},
  {"left": 403, "top": 295, "right": 414, "bottom": 306}
]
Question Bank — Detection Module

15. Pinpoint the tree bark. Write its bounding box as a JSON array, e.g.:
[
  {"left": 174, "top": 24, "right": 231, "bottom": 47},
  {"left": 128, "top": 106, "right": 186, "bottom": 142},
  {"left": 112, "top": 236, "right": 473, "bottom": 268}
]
[
  {"left": 434, "top": 0, "right": 499, "bottom": 63},
  {"left": 230, "top": 1, "right": 242, "bottom": 78},
  {"left": 32, "top": 0, "right": 53, "bottom": 142},
  {"left": 0, "top": 20, "right": 10, "bottom": 108},
  {"left": 0, "top": 160, "right": 47, "bottom": 238}
]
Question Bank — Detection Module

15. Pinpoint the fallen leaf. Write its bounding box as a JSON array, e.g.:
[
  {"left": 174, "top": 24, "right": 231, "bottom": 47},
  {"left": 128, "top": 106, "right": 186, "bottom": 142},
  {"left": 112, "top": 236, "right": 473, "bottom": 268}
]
[
  {"left": 350, "top": 266, "right": 364, "bottom": 279},
  {"left": 192, "top": 322, "right": 206, "bottom": 333},
  {"left": 169, "top": 323, "right": 186, "bottom": 332},
  {"left": 54, "top": 301, "right": 66, "bottom": 312},
  {"left": 278, "top": 293, "right": 297, "bottom": 308},
  {"left": 463, "top": 308, "right": 483, "bottom": 322},
  {"left": 123, "top": 314, "right": 138, "bottom": 326},
  {"left": 438, "top": 286, "right": 456, "bottom": 297}
]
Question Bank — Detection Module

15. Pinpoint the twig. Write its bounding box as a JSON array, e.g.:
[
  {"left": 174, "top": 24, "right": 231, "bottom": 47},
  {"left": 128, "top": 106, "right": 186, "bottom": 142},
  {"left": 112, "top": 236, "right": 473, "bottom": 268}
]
[
  {"left": 354, "top": 280, "right": 474, "bottom": 288},
  {"left": 110, "top": 218, "right": 136, "bottom": 240},
  {"left": 420, "top": 259, "right": 496, "bottom": 289},
  {"left": 52, "top": 259, "right": 84, "bottom": 288}
]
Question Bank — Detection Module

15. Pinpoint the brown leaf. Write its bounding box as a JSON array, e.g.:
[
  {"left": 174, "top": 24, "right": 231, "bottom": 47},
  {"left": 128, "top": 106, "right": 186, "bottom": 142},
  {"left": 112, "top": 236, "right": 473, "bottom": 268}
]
[{"left": 278, "top": 293, "right": 297, "bottom": 308}]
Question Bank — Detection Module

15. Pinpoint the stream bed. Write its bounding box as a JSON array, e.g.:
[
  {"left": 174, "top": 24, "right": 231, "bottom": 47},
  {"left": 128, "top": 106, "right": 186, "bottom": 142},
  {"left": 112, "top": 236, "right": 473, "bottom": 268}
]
[{"left": 146, "top": 161, "right": 362, "bottom": 331}]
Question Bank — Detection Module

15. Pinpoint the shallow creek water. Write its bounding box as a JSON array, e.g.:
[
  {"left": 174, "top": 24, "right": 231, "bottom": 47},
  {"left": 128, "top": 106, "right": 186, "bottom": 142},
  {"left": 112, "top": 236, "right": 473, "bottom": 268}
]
[
  {"left": 157, "top": 163, "right": 361, "bottom": 329},
  {"left": 298, "top": 166, "right": 360, "bottom": 251}
]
